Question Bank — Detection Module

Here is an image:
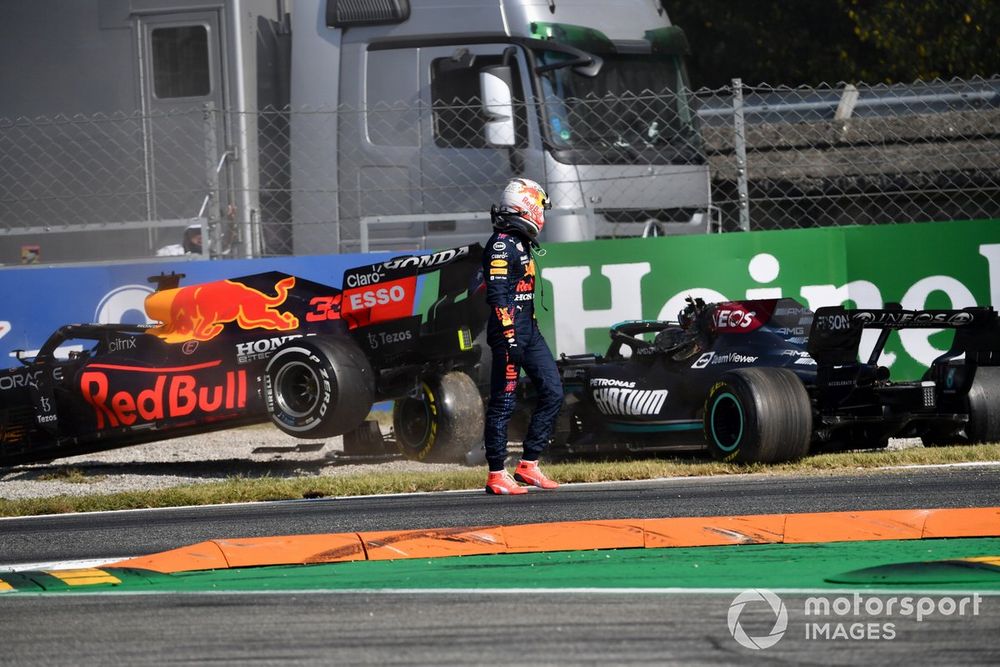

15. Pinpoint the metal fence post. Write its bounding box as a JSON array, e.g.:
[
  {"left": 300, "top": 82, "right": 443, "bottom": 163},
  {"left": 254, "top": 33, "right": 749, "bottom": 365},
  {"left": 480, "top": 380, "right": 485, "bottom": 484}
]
[
  {"left": 732, "top": 78, "right": 751, "bottom": 232},
  {"left": 203, "top": 102, "right": 220, "bottom": 259}
]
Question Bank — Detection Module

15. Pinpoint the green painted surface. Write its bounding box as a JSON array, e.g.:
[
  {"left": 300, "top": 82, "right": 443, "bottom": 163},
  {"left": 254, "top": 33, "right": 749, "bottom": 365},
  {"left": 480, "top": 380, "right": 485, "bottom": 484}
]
[{"left": 4, "top": 538, "right": 1000, "bottom": 595}]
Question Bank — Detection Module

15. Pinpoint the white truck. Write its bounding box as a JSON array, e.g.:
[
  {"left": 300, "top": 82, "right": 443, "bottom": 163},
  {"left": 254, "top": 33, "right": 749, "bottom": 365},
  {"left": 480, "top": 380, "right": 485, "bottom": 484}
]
[{"left": 0, "top": 0, "right": 709, "bottom": 263}]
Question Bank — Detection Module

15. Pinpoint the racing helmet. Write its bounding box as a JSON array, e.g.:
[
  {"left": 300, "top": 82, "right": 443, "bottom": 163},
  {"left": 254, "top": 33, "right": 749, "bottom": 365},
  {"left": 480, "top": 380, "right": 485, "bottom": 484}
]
[
  {"left": 678, "top": 296, "right": 706, "bottom": 330},
  {"left": 655, "top": 326, "right": 701, "bottom": 361},
  {"left": 492, "top": 178, "right": 551, "bottom": 239}
]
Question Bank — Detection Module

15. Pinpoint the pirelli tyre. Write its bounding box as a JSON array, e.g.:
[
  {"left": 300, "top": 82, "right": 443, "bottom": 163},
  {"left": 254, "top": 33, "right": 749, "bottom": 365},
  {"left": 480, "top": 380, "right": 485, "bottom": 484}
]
[
  {"left": 704, "top": 367, "right": 812, "bottom": 464},
  {"left": 265, "top": 336, "right": 374, "bottom": 439},
  {"left": 923, "top": 366, "right": 1000, "bottom": 446},
  {"left": 393, "top": 371, "right": 484, "bottom": 463}
]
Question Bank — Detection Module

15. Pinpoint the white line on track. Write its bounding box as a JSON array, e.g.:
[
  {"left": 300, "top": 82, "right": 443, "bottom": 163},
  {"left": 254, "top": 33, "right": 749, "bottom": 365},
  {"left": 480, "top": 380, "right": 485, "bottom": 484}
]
[
  {"left": 6, "top": 587, "right": 1000, "bottom": 598},
  {"left": 881, "top": 461, "right": 1000, "bottom": 470}
]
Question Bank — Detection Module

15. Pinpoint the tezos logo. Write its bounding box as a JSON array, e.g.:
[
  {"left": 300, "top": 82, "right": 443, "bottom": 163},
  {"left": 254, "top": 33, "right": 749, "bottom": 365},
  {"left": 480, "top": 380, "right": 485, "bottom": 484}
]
[{"left": 728, "top": 589, "right": 788, "bottom": 650}]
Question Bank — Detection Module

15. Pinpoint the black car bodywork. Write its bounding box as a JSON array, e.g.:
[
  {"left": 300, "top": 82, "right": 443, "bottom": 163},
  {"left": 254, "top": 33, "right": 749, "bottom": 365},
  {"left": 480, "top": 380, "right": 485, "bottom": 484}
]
[
  {"left": 548, "top": 297, "right": 1000, "bottom": 463},
  {"left": 0, "top": 245, "right": 489, "bottom": 466}
]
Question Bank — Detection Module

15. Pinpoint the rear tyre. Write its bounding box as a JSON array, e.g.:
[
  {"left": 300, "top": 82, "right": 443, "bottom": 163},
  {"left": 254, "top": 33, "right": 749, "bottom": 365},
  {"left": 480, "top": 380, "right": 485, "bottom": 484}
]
[
  {"left": 393, "top": 371, "right": 484, "bottom": 463},
  {"left": 266, "top": 336, "right": 374, "bottom": 439},
  {"left": 923, "top": 366, "right": 1000, "bottom": 446},
  {"left": 704, "top": 368, "right": 812, "bottom": 464}
]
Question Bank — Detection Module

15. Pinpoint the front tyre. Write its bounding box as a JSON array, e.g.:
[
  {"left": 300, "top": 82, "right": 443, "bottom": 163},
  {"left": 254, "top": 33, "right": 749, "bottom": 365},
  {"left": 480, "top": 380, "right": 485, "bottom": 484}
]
[
  {"left": 266, "top": 337, "right": 374, "bottom": 439},
  {"left": 393, "top": 371, "right": 484, "bottom": 463},
  {"left": 704, "top": 368, "right": 812, "bottom": 464}
]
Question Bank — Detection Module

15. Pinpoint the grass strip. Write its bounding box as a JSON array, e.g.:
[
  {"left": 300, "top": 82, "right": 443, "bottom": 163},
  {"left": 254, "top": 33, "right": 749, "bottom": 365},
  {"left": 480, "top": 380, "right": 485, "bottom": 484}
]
[{"left": 1, "top": 443, "right": 997, "bottom": 518}]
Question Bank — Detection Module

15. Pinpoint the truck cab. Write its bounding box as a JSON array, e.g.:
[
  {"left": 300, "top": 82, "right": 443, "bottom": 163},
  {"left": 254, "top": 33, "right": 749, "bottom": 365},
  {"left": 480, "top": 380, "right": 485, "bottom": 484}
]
[
  {"left": 0, "top": 0, "right": 707, "bottom": 262},
  {"left": 291, "top": 0, "right": 709, "bottom": 253}
]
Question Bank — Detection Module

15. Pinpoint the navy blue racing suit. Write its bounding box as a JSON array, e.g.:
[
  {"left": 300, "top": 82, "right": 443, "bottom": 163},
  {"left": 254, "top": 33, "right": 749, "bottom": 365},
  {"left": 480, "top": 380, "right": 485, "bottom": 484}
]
[{"left": 482, "top": 230, "right": 564, "bottom": 472}]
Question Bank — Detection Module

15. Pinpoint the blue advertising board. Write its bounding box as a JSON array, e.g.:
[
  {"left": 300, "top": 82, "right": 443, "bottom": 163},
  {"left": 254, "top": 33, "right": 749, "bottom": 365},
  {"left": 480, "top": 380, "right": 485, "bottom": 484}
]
[{"left": 0, "top": 253, "right": 392, "bottom": 368}]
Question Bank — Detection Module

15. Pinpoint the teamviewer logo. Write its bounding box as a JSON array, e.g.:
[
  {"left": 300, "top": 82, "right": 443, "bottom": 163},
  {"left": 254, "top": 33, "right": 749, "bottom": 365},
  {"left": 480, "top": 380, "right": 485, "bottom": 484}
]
[{"left": 728, "top": 589, "right": 788, "bottom": 650}]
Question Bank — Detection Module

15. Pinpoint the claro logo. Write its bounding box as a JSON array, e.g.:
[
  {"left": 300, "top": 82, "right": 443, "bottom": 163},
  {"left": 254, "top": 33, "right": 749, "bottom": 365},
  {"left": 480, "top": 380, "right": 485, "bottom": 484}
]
[{"left": 80, "top": 361, "right": 246, "bottom": 429}]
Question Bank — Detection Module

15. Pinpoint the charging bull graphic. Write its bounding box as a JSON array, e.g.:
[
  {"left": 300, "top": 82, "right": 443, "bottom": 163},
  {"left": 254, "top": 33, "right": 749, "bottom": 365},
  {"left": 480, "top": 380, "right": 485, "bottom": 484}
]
[{"left": 145, "top": 276, "right": 299, "bottom": 344}]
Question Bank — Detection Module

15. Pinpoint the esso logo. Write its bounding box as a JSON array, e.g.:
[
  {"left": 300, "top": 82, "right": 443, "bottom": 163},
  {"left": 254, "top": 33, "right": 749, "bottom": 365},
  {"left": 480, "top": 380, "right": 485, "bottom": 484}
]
[
  {"left": 348, "top": 285, "right": 406, "bottom": 310},
  {"left": 716, "top": 308, "right": 755, "bottom": 330}
]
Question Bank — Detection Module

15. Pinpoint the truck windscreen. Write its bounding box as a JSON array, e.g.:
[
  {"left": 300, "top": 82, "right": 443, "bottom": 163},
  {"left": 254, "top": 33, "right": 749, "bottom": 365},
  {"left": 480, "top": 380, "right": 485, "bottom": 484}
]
[{"left": 535, "top": 48, "right": 703, "bottom": 166}]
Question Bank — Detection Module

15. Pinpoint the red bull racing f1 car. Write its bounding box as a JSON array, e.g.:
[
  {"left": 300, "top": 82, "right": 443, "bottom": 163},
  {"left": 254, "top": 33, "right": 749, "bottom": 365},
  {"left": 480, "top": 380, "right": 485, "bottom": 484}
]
[
  {"left": 547, "top": 297, "right": 1000, "bottom": 463},
  {"left": 0, "top": 245, "right": 489, "bottom": 466}
]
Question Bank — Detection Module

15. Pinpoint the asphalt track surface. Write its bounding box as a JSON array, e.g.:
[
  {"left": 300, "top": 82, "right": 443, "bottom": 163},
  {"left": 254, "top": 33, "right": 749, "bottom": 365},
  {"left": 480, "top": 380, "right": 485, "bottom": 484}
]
[
  {"left": 2, "top": 466, "right": 999, "bottom": 665},
  {"left": 2, "top": 465, "right": 998, "bottom": 564}
]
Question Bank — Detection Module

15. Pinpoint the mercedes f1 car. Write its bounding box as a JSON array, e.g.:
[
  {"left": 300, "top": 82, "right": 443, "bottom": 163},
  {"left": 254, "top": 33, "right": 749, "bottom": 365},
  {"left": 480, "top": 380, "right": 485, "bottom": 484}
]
[
  {"left": 546, "top": 297, "right": 1000, "bottom": 463},
  {"left": 0, "top": 245, "right": 489, "bottom": 467}
]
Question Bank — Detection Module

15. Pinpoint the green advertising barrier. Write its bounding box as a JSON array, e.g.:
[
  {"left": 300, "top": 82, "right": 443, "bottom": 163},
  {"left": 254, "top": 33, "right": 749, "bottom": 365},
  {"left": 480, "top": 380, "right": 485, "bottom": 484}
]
[{"left": 535, "top": 219, "right": 1000, "bottom": 380}]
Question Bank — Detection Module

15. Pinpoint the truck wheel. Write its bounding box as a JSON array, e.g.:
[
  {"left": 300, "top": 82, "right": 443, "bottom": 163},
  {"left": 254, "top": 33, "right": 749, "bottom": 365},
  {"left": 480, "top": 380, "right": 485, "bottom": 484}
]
[
  {"left": 923, "top": 366, "right": 1000, "bottom": 446},
  {"left": 704, "top": 368, "right": 812, "bottom": 464},
  {"left": 393, "top": 371, "right": 484, "bottom": 463},
  {"left": 266, "top": 337, "right": 374, "bottom": 439}
]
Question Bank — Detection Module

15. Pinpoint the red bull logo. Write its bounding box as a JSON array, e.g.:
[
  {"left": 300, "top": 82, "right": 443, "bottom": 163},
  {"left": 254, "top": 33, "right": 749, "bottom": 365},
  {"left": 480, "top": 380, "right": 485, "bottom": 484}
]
[
  {"left": 145, "top": 277, "right": 299, "bottom": 344},
  {"left": 80, "top": 361, "right": 247, "bottom": 429}
]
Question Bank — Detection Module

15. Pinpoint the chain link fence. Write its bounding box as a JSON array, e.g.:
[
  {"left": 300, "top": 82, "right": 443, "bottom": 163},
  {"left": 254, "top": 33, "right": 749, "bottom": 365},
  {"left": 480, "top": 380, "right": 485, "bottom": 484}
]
[
  {"left": 699, "top": 77, "right": 1000, "bottom": 232},
  {"left": 1, "top": 76, "right": 997, "bottom": 264}
]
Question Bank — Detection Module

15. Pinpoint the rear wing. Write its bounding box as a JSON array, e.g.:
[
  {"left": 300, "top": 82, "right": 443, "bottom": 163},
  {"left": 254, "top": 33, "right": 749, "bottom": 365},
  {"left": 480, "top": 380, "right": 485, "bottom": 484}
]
[
  {"left": 808, "top": 305, "right": 1000, "bottom": 367},
  {"left": 340, "top": 244, "right": 486, "bottom": 331}
]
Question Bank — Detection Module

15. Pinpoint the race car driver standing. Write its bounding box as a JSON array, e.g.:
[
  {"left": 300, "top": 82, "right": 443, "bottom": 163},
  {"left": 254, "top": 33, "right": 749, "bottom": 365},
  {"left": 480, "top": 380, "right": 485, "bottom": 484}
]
[{"left": 481, "top": 178, "right": 563, "bottom": 495}]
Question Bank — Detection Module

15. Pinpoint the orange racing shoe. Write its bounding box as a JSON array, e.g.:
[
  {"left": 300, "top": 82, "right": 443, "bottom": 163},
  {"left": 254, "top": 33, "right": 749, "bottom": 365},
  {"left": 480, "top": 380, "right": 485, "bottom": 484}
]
[
  {"left": 485, "top": 470, "right": 529, "bottom": 495},
  {"left": 513, "top": 460, "right": 560, "bottom": 490}
]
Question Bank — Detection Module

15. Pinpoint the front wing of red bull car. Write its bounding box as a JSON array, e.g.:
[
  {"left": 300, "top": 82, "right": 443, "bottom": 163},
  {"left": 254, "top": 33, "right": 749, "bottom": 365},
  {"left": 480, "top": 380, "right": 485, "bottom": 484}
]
[{"left": 0, "top": 245, "right": 487, "bottom": 466}]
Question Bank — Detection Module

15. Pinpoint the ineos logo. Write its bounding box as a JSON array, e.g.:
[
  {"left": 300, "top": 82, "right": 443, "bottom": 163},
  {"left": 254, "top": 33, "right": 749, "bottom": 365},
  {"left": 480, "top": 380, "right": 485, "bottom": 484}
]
[
  {"left": 728, "top": 589, "right": 788, "bottom": 650},
  {"left": 715, "top": 308, "right": 755, "bottom": 329}
]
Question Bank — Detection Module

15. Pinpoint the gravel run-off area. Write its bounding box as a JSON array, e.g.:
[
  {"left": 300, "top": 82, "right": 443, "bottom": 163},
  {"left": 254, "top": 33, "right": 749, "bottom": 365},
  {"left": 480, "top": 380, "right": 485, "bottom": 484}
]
[
  {"left": 0, "top": 418, "right": 476, "bottom": 500},
  {"left": 0, "top": 418, "right": 926, "bottom": 501}
]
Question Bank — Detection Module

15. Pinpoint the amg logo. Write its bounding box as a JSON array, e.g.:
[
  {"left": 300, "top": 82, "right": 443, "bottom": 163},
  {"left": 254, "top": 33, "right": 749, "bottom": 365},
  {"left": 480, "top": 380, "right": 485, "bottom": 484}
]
[
  {"left": 236, "top": 335, "right": 303, "bottom": 364},
  {"left": 592, "top": 388, "right": 668, "bottom": 416}
]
